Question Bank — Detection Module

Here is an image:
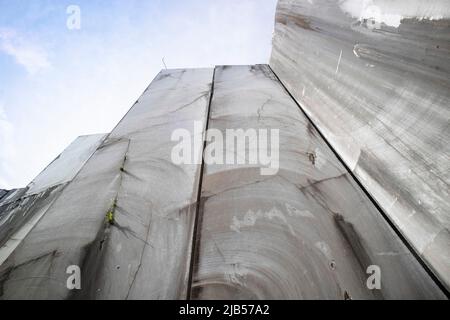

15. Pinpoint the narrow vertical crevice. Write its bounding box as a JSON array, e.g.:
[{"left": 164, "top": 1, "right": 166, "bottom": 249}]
[
  {"left": 186, "top": 67, "right": 217, "bottom": 300},
  {"left": 267, "top": 64, "right": 449, "bottom": 298}
]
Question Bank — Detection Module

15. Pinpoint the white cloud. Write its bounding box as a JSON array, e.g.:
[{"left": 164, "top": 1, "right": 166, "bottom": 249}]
[{"left": 0, "top": 28, "right": 50, "bottom": 75}]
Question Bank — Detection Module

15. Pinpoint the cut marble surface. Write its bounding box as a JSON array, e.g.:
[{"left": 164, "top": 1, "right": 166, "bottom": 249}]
[
  {"left": 0, "top": 190, "right": 8, "bottom": 202},
  {"left": 82, "top": 68, "right": 214, "bottom": 300},
  {"left": 0, "top": 134, "right": 105, "bottom": 266},
  {"left": 190, "top": 65, "right": 444, "bottom": 299},
  {"left": 0, "top": 58, "right": 446, "bottom": 298},
  {"left": 270, "top": 0, "right": 450, "bottom": 291}
]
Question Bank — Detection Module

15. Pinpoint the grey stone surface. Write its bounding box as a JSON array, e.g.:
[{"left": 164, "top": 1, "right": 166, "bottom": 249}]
[
  {"left": 0, "top": 190, "right": 19, "bottom": 207},
  {"left": 0, "top": 138, "right": 128, "bottom": 299},
  {"left": 190, "top": 65, "right": 444, "bottom": 299},
  {"left": 0, "top": 134, "right": 105, "bottom": 267},
  {"left": 79, "top": 68, "right": 213, "bottom": 300},
  {"left": 270, "top": 0, "right": 450, "bottom": 290},
  {"left": 0, "top": 190, "right": 7, "bottom": 202}
]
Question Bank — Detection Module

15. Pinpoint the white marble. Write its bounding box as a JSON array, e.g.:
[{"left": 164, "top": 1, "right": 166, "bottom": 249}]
[{"left": 270, "top": 0, "right": 450, "bottom": 291}]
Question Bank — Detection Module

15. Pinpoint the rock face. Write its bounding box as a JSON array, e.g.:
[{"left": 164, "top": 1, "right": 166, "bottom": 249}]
[
  {"left": 270, "top": 0, "right": 450, "bottom": 291},
  {"left": 0, "top": 134, "right": 105, "bottom": 267},
  {"left": 191, "top": 65, "right": 443, "bottom": 299},
  {"left": 0, "top": 66, "right": 445, "bottom": 299},
  {"left": 0, "top": 190, "right": 8, "bottom": 202}
]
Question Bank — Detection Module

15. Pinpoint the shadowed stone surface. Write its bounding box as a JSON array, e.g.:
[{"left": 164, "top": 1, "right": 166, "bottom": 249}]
[
  {"left": 78, "top": 68, "right": 213, "bottom": 300},
  {"left": 0, "top": 134, "right": 105, "bottom": 267},
  {"left": 270, "top": 0, "right": 450, "bottom": 290},
  {"left": 190, "top": 65, "right": 444, "bottom": 300}
]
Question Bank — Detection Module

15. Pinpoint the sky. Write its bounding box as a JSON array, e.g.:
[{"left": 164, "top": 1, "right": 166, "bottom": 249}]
[{"left": 0, "top": 0, "right": 278, "bottom": 189}]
